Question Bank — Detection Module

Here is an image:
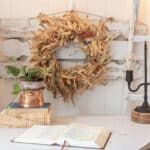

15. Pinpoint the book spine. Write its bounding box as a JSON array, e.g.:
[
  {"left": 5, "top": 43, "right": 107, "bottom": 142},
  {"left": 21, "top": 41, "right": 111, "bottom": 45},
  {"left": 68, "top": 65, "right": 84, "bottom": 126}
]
[{"left": 4, "top": 106, "right": 51, "bottom": 114}]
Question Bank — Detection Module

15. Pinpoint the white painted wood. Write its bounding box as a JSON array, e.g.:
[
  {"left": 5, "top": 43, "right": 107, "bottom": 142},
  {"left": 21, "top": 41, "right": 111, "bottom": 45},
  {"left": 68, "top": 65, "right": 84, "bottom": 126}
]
[
  {"left": 106, "top": 0, "right": 132, "bottom": 21},
  {"left": 0, "top": 21, "right": 146, "bottom": 40},
  {"left": 0, "top": 0, "right": 149, "bottom": 31},
  {"left": 11, "top": 0, "right": 49, "bottom": 18},
  {"left": 128, "top": 94, "right": 150, "bottom": 102},
  {"left": 0, "top": 0, "right": 150, "bottom": 116},
  {"left": 104, "top": 79, "right": 125, "bottom": 115},
  {"left": 0, "top": 39, "right": 29, "bottom": 57},
  {"left": 0, "top": 0, "right": 12, "bottom": 18},
  {"left": 138, "top": 0, "right": 150, "bottom": 33},
  {"left": 0, "top": 116, "right": 149, "bottom": 150},
  {"left": 110, "top": 41, "right": 144, "bottom": 60},
  {"left": 68, "top": 0, "right": 75, "bottom": 12},
  {"left": 0, "top": 34, "right": 146, "bottom": 115},
  {"left": 46, "top": 85, "right": 106, "bottom": 116},
  {"left": 0, "top": 40, "right": 145, "bottom": 60},
  {"left": 48, "top": 0, "right": 69, "bottom": 14},
  {"left": 86, "top": 0, "right": 106, "bottom": 17},
  {"left": 134, "top": 35, "right": 150, "bottom": 42}
]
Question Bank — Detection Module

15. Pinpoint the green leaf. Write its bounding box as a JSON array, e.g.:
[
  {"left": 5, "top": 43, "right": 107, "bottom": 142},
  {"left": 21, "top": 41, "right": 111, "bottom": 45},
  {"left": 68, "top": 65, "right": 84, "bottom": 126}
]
[
  {"left": 26, "top": 67, "right": 42, "bottom": 81},
  {"left": 12, "top": 83, "right": 21, "bottom": 95},
  {"left": 28, "top": 68, "right": 39, "bottom": 77},
  {"left": 6, "top": 66, "right": 20, "bottom": 76},
  {"left": 21, "top": 75, "right": 32, "bottom": 81}
]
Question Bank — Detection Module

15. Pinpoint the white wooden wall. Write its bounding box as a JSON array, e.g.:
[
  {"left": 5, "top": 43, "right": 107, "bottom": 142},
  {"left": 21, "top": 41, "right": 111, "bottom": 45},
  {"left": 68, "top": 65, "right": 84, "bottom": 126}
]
[{"left": 0, "top": 0, "right": 150, "bottom": 116}]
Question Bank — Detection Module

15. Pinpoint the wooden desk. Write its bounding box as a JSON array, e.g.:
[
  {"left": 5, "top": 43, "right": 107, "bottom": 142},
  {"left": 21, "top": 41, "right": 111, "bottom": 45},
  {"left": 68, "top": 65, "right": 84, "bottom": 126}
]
[{"left": 0, "top": 116, "right": 149, "bottom": 150}]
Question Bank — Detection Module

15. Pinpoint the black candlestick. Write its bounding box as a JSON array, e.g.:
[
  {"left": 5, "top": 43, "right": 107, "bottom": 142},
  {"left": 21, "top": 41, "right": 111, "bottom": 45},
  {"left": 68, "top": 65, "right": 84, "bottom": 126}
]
[{"left": 126, "top": 41, "right": 150, "bottom": 113}]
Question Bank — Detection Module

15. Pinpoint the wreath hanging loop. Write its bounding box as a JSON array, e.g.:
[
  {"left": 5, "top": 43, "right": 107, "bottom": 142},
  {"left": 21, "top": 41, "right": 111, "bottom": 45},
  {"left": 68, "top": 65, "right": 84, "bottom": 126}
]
[{"left": 30, "top": 12, "right": 113, "bottom": 102}]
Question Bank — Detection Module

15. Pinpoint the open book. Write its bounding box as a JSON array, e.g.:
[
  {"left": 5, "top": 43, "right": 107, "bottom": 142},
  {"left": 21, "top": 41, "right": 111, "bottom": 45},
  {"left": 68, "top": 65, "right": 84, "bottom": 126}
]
[{"left": 12, "top": 124, "right": 111, "bottom": 149}]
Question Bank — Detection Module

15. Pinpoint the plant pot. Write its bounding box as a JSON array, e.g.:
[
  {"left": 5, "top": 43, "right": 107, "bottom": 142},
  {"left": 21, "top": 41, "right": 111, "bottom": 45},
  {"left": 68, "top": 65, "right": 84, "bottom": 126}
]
[
  {"left": 19, "top": 80, "right": 45, "bottom": 108},
  {"left": 20, "top": 80, "right": 45, "bottom": 90}
]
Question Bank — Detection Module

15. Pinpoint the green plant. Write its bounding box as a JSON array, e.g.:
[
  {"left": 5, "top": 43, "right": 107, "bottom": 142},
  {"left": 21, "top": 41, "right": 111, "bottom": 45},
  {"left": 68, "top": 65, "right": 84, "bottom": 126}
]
[
  {"left": 12, "top": 83, "right": 21, "bottom": 95},
  {"left": 6, "top": 65, "right": 44, "bottom": 81},
  {"left": 6, "top": 65, "right": 44, "bottom": 95}
]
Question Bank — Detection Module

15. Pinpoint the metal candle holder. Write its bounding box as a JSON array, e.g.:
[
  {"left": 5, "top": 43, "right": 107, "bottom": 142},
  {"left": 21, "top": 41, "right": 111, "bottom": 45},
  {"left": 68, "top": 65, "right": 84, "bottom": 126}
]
[{"left": 126, "top": 41, "right": 150, "bottom": 113}]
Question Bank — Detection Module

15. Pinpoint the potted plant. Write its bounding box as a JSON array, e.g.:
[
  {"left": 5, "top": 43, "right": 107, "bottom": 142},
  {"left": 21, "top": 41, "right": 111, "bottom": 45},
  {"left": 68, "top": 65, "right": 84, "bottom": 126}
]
[{"left": 6, "top": 65, "right": 45, "bottom": 108}]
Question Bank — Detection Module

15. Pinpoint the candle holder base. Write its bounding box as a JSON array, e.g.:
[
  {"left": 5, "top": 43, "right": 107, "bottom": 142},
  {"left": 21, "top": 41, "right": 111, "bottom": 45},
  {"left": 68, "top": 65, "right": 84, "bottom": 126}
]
[
  {"left": 131, "top": 109, "right": 150, "bottom": 124},
  {"left": 134, "top": 105, "right": 150, "bottom": 113}
]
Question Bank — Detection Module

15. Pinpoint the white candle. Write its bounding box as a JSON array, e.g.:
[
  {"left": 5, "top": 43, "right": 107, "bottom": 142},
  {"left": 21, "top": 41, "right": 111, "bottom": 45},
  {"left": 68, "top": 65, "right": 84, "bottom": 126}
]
[
  {"left": 126, "top": 57, "right": 132, "bottom": 70},
  {"left": 126, "top": 0, "right": 139, "bottom": 70},
  {"left": 126, "top": 50, "right": 133, "bottom": 70},
  {"left": 68, "top": 0, "right": 74, "bottom": 12}
]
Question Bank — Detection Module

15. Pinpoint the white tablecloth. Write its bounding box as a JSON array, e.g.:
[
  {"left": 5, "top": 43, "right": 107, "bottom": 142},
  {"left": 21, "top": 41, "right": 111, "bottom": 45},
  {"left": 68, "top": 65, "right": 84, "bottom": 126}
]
[{"left": 0, "top": 116, "right": 149, "bottom": 150}]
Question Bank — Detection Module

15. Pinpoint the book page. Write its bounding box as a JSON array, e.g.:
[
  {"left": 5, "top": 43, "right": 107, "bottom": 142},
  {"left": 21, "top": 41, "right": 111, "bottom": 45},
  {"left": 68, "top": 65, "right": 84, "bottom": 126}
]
[
  {"left": 13, "top": 124, "right": 111, "bottom": 148},
  {"left": 13, "top": 125, "right": 67, "bottom": 145},
  {"left": 57, "top": 124, "right": 105, "bottom": 148}
]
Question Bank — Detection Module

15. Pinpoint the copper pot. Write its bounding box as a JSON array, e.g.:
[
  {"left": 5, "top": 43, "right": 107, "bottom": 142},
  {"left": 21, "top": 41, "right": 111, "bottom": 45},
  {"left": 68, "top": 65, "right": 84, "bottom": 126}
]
[{"left": 19, "top": 81, "right": 45, "bottom": 108}]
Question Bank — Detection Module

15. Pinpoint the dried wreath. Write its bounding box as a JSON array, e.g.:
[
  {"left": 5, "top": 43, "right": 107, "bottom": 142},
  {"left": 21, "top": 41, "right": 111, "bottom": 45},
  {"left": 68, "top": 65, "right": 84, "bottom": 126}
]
[{"left": 30, "top": 12, "right": 113, "bottom": 102}]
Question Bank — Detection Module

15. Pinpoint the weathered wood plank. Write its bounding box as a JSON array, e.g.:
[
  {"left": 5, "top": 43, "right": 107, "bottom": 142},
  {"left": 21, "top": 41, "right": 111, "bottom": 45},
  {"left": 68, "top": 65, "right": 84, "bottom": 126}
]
[
  {"left": 0, "top": 59, "right": 143, "bottom": 80},
  {"left": 0, "top": 39, "right": 144, "bottom": 80},
  {"left": 134, "top": 35, "right": 150, "bottom": 42},
  {"left": 0, "top": 40, "right": 145, "bottom": 60},
  {"left": 0, "top": 18, "right": 146, "bottom": 40}
]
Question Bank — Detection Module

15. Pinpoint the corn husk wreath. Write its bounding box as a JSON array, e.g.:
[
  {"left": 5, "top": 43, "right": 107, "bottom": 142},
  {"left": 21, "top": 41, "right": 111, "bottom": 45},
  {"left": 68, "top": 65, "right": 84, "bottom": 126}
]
[{"left": 30, "top": 12, "right": 113, "bottom": 103}]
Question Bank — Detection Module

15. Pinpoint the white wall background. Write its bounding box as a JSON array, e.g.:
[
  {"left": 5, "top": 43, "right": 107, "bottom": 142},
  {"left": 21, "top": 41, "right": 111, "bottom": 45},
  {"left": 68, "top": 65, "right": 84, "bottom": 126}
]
[{"left": 0, "top": 0, "right": 150, "bottom": 116}]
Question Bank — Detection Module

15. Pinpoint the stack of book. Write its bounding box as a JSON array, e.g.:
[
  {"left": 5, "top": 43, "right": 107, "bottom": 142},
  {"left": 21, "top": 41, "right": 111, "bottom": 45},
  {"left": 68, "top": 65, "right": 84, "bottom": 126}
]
[{"left": 0, "top": 102, "right": 52, "bottom": 128}]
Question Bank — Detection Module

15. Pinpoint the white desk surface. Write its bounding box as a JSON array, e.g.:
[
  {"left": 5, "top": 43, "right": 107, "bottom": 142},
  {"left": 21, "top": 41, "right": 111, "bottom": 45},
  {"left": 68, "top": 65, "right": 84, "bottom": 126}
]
[{"left": 0, "top": 116, "right": 149, "bottom": 150}]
